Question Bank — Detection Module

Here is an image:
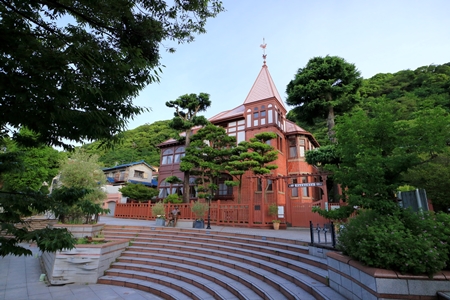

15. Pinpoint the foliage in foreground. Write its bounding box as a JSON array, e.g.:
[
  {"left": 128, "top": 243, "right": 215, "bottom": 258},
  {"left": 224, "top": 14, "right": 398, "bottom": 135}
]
[
  {"left": 0, "top": 0, "right": 224, "bottom": 149},
  {"left": 0, "top": 188, "right": 87, "bottom": 257},
  {"left": 338, "top": 209, "right": 450, "bottom": 276}
]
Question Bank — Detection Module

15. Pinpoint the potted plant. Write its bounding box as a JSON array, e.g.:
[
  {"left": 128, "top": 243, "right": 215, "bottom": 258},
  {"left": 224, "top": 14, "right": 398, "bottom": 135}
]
[
  {"left": 191, "top": 201, "right": 208, "bottom": 229},
  {"left": 152, "top": 201, "right": 166, "bottom": 226},
  {"left": 268, "top": 203, "right": 280, "bottom": 230}
]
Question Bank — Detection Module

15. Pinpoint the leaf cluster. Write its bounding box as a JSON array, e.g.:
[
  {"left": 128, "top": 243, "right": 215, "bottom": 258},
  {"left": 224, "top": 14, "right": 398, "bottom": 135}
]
[
  {"left": 0, "top": 0, "right": 224, "bottom": 148},
  {"left": 180, "top": 123, "right": 236, "bottom": 196},
  {"left": 286, "top": 55, "right": 362, "bottom": 126}
]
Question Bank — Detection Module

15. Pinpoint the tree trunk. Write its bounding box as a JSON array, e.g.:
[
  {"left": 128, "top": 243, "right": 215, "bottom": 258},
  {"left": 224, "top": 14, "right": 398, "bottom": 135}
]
[
  {"left": 183, "top": 129, "right": 192, "bottom": 203},
  {"left": 327, "top": 104, "right": 336, "bottom": 143}
]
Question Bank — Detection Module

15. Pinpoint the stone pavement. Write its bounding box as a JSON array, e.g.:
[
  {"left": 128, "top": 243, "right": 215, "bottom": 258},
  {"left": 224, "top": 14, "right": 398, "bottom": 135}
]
[{"left": 0, "top": 217, "right": 311, "bottom": 300}]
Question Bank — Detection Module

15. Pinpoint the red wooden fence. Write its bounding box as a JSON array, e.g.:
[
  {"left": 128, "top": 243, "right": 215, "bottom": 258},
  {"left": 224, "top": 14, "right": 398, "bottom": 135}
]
[{"left": 114, "top": 200, "right": 342, "bottom": 229}]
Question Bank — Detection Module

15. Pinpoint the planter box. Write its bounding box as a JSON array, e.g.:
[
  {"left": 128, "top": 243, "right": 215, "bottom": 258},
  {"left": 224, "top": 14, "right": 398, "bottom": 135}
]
[
  {"left": 155, "top": 218, "right": 165, "bottom": 226},
  {"left": 42, "top": 239, "right": 129, "bottom": 285},
  {"left": 327, "top": 251, "right": 450, "bottom": 300},
  {"left": 53, "top": 223, "right": 105, "bottom": 238},
  {"left": 193, "top": 220, "right": 205, "bottom": 229}
]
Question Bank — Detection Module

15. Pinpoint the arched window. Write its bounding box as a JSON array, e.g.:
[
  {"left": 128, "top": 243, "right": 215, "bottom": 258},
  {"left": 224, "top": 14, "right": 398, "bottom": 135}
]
[
  {"left": 174, "top": 146, "right": 185, "bottom": 163},
  {"left": 161, "top": 148, "right": 174, "bottom": 165}
]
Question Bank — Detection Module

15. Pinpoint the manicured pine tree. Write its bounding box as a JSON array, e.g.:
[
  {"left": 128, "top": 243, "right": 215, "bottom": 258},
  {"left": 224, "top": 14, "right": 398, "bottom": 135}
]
[{"left": 166, "top": 93, "right": 211, "bottom": 202}]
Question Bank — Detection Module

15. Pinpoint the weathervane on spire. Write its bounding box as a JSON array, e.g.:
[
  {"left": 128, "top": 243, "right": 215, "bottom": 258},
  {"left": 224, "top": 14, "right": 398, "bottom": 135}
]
[{"left": 260, "top": 38, "right": 267, "bottom": 65}]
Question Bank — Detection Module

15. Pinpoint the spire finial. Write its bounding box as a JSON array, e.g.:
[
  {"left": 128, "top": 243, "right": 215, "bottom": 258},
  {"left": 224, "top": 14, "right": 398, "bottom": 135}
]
[{"left": 260, "top": 38, "right": 267, "bottom": 65}]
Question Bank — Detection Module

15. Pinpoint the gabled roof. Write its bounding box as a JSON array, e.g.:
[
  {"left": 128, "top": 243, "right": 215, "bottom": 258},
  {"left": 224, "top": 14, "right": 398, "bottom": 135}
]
[
  {"left": 243, "top": 64, "right": 286, "bottom": 110},
  {"left": 102, "top": 160, "right": 156, "bottom": 172},
  {"left": 209, "top": 104, "right": 245, "bottom": 123}
]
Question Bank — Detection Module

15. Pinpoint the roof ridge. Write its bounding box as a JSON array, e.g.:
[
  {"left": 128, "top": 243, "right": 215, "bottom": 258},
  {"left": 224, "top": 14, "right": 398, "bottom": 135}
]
[{"left": 243, "top": 64, "right": 286, "bottom": 109}]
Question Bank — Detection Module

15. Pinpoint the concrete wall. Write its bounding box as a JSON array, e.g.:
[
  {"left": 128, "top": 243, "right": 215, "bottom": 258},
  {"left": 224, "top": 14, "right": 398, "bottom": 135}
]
[
  {"left": 42, "top": 239, "right": 129, "bottom": 285},
  {"left": 53, "top": 223, "right": 105, "bottom": 238},
  {"left": 327, "top": 251, "right": 450, "bottom": 300}
]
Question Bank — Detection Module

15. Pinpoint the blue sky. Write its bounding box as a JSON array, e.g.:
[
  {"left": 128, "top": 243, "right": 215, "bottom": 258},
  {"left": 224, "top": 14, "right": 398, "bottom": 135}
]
[{"left": 126, "top": 0, "right": 450, "bottom": 131}]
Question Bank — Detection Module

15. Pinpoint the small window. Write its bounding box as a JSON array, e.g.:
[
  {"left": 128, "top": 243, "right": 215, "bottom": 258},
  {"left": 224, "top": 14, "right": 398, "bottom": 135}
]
[
  {"left": 291, "top": 178, "right": 298, "bottom": 197},
  {"left": 267, "top": 179, "right": 273, "bottom": 191},
  {"left": 289, "top": 138, "right": 297, "bottom": 158},
  {"left": 134, "top": 170, "right": 144, "bottom": 178},
  {"left": 261, "top": 111, "right": 266, "bottom": 117},
  {"left": 302, "top": 177, "right": 309, "bottom": 197},
  {"left": 253, "top": 112, "right": 259, "bottom": 118},
  {"left": 257, "top": 178, "right": 262, "bottom": 191}
]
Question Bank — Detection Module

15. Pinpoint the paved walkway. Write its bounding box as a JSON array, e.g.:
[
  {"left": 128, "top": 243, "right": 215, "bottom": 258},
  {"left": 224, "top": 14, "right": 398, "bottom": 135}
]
[{"left": 0, "top": 217, "right": 312, "bottom": 300}]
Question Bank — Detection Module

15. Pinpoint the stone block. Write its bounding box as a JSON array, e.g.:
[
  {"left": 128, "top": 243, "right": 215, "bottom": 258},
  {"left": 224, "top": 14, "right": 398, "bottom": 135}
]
[
  {"left": 360, "top": 271, "right": 376, "bottom": 291},
  {"left": 361, "top": 288, "right": 377, "bottom": 300},
  {"left": 351, "top": 280, "right": 363, "bottom": 299},
  {"left": 408, "top": 279, "right": 450, "bottom": 296},
  {"left": 338, "top": 284, "right": 353, "bottom": 300},
  {"left": 339, "top": 261, "right": 351, "bottom": 275},
  {"left": 328, "top": 270, "right": 341, "bottom": 285},
  {"left": 341, "top": 275, "right": 353, "bottom": 291},
  {"left": 327, "top": 257, "right": 340, "bottom": 271},
  {"left": 375, "top": 278, "right": 408, "bottom": 294},
  {"left": 350, "top": 266, "right": 361, "bottom": 282},
  {"left": 329, "top": 279, "right": 340, "bottom": 293}
]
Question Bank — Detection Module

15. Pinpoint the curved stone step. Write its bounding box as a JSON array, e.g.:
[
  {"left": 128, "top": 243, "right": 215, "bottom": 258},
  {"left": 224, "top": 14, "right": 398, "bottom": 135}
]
[
  {"left": 98, "top": 275, "right": 190, "bottom": 300},
  {"left": 123, "top": 247, "right": 328, "bottom": 299},
  {"left": 110, "top": 261, "right": 271, "bottom": 300},
  {"left": 101, "top": 226, "right": 346, "bottom": 300},
  {"left": 128, "top": 240, "right": 327, "bottom": 283},
  {"left": 115, "top": 255, "right": 318, "bottom": 300},
  {"left": 105, "top": 228, "right": 309, "bottom": 247},
  {"left": 131, "top": 235, "right": 324, "bottom": 266}
]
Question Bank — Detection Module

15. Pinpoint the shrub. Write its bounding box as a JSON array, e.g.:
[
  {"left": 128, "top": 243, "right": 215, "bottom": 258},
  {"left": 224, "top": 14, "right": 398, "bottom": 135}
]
[
  {"left": 163, "top": 193, "right": 183, "bottom": 204},
  {"left": 191, "top": 201, "right": 208, "bottom": 220},
  {"left": 338, "top": 209, "right": 449, "bottom": 276},
  {"left": 151, "top": 201, "right": 165, "bottom": 218}
]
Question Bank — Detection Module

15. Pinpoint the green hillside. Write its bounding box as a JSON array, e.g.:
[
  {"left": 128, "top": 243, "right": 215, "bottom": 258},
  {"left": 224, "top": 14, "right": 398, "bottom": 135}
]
[{"left": 83, "top": 120, "right": 179, "bottom": 168}]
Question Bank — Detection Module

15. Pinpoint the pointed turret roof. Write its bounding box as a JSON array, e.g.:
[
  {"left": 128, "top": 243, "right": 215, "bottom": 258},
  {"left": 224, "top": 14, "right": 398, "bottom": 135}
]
[{"left": 243, "top": 64, "right": 286, "bottom": 110}]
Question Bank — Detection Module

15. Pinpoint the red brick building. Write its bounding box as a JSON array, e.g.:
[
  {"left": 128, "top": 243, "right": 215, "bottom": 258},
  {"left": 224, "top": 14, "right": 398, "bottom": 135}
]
[{"left": 157, "top": 61, "right": 328, "bottom": 227}]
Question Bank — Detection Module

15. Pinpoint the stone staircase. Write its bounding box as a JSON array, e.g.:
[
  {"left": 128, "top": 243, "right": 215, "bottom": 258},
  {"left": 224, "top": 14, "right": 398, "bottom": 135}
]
[{"left": 98, "top": 225, "right": 345, "bottom": 300}]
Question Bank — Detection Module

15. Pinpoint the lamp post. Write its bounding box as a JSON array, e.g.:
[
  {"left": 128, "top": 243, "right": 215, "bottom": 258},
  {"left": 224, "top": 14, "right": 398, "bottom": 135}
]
[{"left": 206, "top": 194, "right": 212, "bottom": 229}]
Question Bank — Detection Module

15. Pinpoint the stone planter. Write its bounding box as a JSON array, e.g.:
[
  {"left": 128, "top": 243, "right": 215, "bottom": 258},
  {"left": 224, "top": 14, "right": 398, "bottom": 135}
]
[
  {"left": 155, "top": 218, "right": 165, "bottom": 226},
  {"left": 53, "top": 223, "right": 105, "bottom": 238},
  {"left": 193, "top": 219, "right": 205, "bottom": 229},
  {"left": 327, "top": 251, "right": 450, "bottom": 300},
  {"left": 42, "top": 239, "right": 129, "bottom": 285}
]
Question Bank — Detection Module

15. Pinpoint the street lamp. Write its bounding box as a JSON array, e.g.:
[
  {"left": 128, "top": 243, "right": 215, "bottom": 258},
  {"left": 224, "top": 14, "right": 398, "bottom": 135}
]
[{"left": 206, "top": 194, "right": 212, "bottom": 229}]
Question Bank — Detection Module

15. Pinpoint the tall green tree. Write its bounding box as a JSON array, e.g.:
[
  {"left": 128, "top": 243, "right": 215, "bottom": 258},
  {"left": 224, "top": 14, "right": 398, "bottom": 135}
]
[
  {"left": 0, "top": 0, "right": 224, "bottom": 148},
  {"left": 402, "top": 149, "right": 450, "bottom": 212},
  {"left": 56, "top": 149, "right": 107, "bottom": 223},
  {"left": 224, "top": 143, "right": 259, "bottom": 203},
  {"left": 286, "top": 55, "right": 362, "bottom": 143},
  {"left": 244, "top": 132, "right": 278, "bottom": 204},
  {"left": 321, "top": 98, "right": 450, "bottom": 217},
  {"left": 166, "top": 93, "right": 211, "bottom": 202},
  {"left": 180, "top": 124, "right": 236, "bottom": 200},
  {"left": 1, "top": 130, "right": 62, "bottom": 192}
]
